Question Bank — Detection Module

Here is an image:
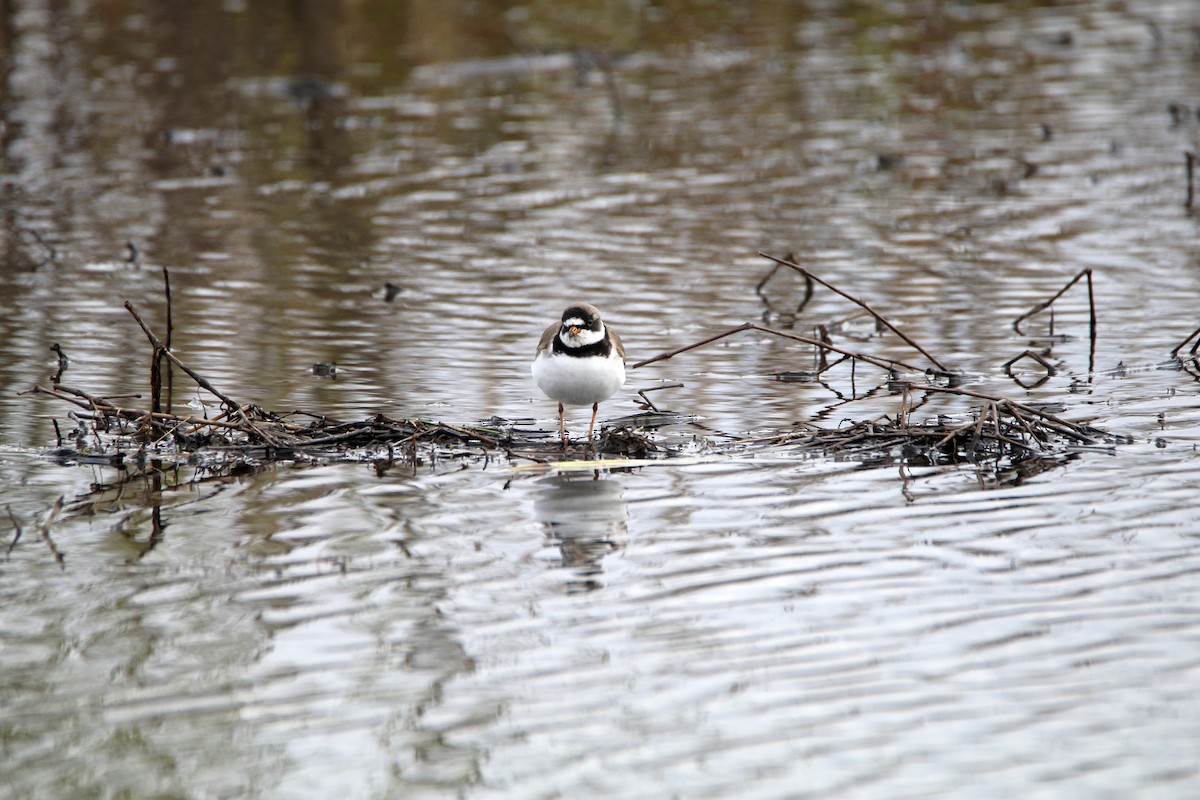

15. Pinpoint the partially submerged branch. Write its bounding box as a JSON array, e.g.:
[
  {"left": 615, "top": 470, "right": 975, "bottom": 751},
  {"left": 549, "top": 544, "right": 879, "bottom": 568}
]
[
  {"left": 1011, "top": 267, "right": 1097, "bottom": 375},
  {"left": 1012, "top": 268, "right": 1096, "bottom": 337},
  {"left": 1169, "top": 323, "right": 1200, "bottom": 359},
  {"left": 124, "top": 301, "right": 282, "bottom": 446},
  {"left": 756, "top": 251, "right": 954, "bottom": 375}
]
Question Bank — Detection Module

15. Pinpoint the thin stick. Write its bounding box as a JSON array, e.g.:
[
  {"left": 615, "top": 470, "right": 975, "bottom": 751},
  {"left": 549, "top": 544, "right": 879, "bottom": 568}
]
[
  {"left": 746, "top": 323, "right": 926, "bottom": 371},
  {"left": 629, "top": 322, "right": 925, "bottom": 373},
  {"left": 163, "top": 267, "right": 174, "bottom": 414},
  {"left": 1168, "top": 324, "right": 1200, "bottom": 359},
  {"left": 967, "top": 404, "right": 990, "bottom": 456},
  {"left": 163, "top": 268, "right": 173, "bottom": 352},
  {"left": 123, "top": 301, "right": 282, "bottom": 446},
  {"left": 1001, "top": 401, "right": 1048, "bottom": 449},
  {"left": 27, "top": 384, "right": 257, "bottom": 433},
  {"left": 755, "top": 252, "right": 814, "bottom": 321},
  {"left": 1089, "top": 266, "right": 1099, "bottom": 371},
  {"left": 1186, "top": 151, "right": 1196, "bottom": 211},
  {"left": 636, "top": 381, "right": 684, "bottom": 412},
  {"left": 756, "top": 251, "right": 952, "bottom": 374},
  {"left": 184, "top": 408, "right": 232, "bottom": 435},
  {"left": 934, "top": 419, "right": 979, "bottom": 450},
  {"left": 149, "top": 338, "right": 162, "bottom": 417},
  {"left": 630, "top": 323, "right": 755, "bottom": 369},
  {"left": 1012, "top": 268, "right": 1095, "bottom": 337},
  {"left": 123, "top": 303, "right": 232, "bottom": 407}
]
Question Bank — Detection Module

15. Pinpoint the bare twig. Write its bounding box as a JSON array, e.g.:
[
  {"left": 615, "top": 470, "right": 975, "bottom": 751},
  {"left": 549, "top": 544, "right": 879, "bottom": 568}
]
[
  {"left": 25, "top": 384, "right": 256, "bottom": 434},
  {"left": 755, "top": 251, "right": 814, "bottom": 322},
  {"left": 123, "top": 301, "right": 282, "bottom": 446},
  {"left": 1001, "top": 401, "right": 1048, "bottom": 449},
  {"left": 1012, "top": 268, "right": 1096, "bottom": 375},
  {"left": 636, "top": 381, "right": 684, "bottom": 412},
  {"left": 1013, "top": 268, "right": 1095, "bottom": 336},
  {"left": 629, "top": 321, "right": 925, "bottom": 373},
  {"left": 1169, "top": 324, "right": 1200, "bottom": 359},
  {"left": 934, "top": 418, "right": 980, "bottom": 450},
  {"left": 163, "top": 267, "right": 174, "bottom": 413},
  {"left": 1186, "top": 151, "right": 1196, "bottom": 211},
  {"left": 756, "top": 251, "right": 953, "bottom": 374},
  {"left": 162, "top": 268, "right": 174, "bottom": 350},
  {"left": 629, "top": 323, "right": 755, "bottom": 370}
]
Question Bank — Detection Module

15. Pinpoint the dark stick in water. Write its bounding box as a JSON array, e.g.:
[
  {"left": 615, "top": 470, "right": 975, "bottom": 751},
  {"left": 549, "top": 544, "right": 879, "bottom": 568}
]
[
  {"left": 629, "top": 321, "right": 925, "bottom": 373},
  {"left": 123, "top": 301, "right": 283, "bottom": 446},
  {"left": 756, "top": 251, "right": 954, "bottom": 375},
  {"left": 1011, "top": 268, "right": 1096, "bottom": 374}
]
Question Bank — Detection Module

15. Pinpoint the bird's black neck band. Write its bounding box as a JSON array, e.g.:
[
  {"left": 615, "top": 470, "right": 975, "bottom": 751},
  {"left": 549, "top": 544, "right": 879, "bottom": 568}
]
[{"left": 554, "top": 329, "right": 612, "bottom": 358}]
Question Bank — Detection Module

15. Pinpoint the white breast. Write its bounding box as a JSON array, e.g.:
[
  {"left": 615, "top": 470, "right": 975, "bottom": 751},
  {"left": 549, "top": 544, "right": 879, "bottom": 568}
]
[{"left": 531, "top": 350, "right": 626, "bottom": 406}]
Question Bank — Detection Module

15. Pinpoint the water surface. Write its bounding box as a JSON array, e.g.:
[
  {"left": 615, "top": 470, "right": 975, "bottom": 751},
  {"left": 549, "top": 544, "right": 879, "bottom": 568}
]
[{"left": 4, "top": 2, "right": 1200, "bottom": 798}]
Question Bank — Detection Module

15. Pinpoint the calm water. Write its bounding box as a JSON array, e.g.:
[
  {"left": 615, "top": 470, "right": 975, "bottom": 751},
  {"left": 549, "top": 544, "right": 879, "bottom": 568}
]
[{"left": 4, "top": 1, "right": 1200, "bottom": 798}]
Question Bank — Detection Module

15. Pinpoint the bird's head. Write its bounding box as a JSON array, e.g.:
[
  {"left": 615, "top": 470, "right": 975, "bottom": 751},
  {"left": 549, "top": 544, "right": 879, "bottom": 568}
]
[{"left": 559, "top": 304, "right": 604, "bottom": 346}]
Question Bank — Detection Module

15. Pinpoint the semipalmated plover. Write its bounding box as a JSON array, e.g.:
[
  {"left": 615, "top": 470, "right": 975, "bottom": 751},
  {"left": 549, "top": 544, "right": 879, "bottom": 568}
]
[{"left": 532, "top": 304, "right": 626, "bottom": 448}]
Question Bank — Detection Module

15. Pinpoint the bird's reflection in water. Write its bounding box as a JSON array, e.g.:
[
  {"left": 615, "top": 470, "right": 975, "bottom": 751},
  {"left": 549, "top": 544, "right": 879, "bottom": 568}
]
[{"left": 533, "top": 472, "right": 628, "bottom": 592}]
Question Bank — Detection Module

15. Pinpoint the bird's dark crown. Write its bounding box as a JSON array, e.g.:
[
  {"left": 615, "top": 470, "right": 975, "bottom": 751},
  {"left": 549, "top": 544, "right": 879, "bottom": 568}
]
[{"left": 561, "top": 304, "right": 601, "bottom": 331}]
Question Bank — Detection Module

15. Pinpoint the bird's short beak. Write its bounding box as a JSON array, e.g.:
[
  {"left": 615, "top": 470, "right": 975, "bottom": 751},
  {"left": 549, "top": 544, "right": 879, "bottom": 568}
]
[{"left": 569, "top": 325, "right": 580, "bottom": 335}]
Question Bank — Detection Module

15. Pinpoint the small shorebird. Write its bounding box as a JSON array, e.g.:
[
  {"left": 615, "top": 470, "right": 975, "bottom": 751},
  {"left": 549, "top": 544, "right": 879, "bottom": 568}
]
[{"left": 531, "top": 303, "right": 626, "bottom": 448}]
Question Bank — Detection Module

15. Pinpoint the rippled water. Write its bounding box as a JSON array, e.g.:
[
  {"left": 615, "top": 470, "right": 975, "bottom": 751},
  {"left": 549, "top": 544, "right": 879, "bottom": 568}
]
[{"left": 5, "top": 1, "right": 1200, "bottom": 798}]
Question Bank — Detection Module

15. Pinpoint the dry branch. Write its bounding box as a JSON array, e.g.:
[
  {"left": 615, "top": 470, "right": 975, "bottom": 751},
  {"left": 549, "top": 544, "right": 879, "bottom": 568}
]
[
  {"left": 124, "top": 301, "right": 282, "bottom": 446},
  {"left": 756, "top": 251, "right": 953, "bottom": 375},
  {"left": 1012, "top": 268, "right": 1096, "bottom": 337},
  {"left": 629, "top": 322, "right": 925, "bottom": 373}
]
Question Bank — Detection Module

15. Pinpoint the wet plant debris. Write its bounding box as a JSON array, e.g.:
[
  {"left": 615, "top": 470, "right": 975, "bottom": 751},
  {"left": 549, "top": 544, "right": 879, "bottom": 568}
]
[{"left": 24, "top": 261, "right": 1131, "bottom": 483}]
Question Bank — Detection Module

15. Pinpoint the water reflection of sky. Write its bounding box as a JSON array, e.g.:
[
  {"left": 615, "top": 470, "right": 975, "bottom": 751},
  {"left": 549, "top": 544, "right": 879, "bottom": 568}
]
[{"left": 4, "top": 1, "right": 1200, "bottom": 798}]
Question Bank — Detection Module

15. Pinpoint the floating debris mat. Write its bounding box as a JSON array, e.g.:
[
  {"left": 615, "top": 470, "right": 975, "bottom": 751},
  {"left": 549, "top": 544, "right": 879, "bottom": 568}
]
[{"left": 22, "top": 258, "right": 1133, "bottom": 482}]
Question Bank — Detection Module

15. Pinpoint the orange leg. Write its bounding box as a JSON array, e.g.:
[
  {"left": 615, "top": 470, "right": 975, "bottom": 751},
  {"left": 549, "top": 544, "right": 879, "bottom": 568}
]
[
  {"left": 587, "top": 402, "right": 599, "bottom": 443},
  {"left": 558, "top": 402, "right": 568, "bottom": 449}
]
